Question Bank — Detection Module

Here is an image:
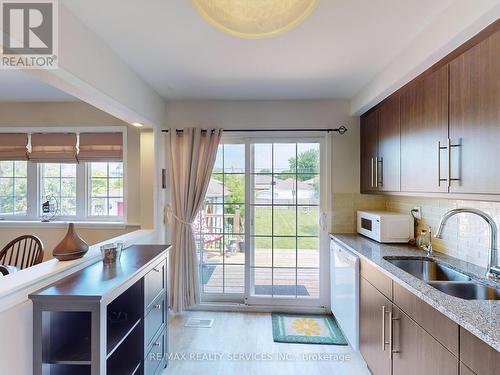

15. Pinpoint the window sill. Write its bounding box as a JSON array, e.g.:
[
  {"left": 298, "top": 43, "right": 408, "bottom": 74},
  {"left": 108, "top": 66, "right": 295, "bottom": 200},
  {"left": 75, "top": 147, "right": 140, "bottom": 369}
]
[{"left": 0, "top": 220, "right": 140, "bottom": 229}]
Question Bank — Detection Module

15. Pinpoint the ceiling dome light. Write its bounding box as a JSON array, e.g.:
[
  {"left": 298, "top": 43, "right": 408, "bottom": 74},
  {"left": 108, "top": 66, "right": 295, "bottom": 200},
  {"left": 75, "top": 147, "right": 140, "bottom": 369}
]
[{"left": 192, "top": 0, "right": 320, "bottom": 39}]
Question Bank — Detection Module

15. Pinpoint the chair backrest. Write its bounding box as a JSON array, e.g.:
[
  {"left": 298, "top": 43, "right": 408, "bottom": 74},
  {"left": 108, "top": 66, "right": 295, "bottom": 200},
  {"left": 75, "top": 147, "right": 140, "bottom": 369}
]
[{"left": 0, "top": 235, "right": 44, "bottom": 270}]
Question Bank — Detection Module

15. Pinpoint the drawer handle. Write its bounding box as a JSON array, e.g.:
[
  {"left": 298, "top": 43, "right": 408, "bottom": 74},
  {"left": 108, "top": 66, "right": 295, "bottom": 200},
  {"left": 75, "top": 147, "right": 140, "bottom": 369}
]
[
  {"left": 153, "top": 342, "right": 161, "bottom": 347},
  {"left": 154, "top": 304, "right": 161, "bottom": 309},
  {"left": 153, "top": 267, "right": 161, "bottom": 273}
]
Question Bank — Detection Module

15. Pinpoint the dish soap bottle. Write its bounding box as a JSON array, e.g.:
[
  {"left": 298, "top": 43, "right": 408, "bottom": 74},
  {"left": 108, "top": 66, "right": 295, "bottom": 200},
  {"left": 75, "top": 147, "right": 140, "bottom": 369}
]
[{"left": 416, "top": 227, "right": 432, "bottom": 255}]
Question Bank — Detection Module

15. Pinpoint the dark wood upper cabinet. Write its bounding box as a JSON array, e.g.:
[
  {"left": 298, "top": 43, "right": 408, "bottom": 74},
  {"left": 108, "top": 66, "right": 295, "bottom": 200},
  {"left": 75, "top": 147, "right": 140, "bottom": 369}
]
[
  {"left": 360, "top": 20, "right": 500, "bottom": 199},
  {"left": 400, "top": 65, "right": 449, "bottom": 193},
  {"left": 360, "top": 96, "right": 401, "bottom": 193},
  {"left": 378, "top": 95, "right": 401, "bottom": 192},
  {"left": 360, "top": 109, "right": 379, "bottom": 193},
  {"left": 449, "top": 28, "right": 500, "bottom": 194}
]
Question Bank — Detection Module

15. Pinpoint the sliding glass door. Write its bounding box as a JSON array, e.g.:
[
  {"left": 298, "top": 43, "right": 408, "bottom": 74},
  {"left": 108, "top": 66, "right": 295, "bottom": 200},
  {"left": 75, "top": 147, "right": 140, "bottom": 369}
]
[
  {"left": 247, "top": 141, "right": 322, "bottom": 305},
  {"left": 195, "top": 136, "right": 328, "bottom": 307}
]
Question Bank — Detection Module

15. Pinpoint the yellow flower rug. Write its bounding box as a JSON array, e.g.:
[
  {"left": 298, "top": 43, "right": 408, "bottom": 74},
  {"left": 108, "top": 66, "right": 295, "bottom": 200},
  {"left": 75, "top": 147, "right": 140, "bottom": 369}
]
[{"left": 272, "top": 313, "right": 348, "bottom": 345}]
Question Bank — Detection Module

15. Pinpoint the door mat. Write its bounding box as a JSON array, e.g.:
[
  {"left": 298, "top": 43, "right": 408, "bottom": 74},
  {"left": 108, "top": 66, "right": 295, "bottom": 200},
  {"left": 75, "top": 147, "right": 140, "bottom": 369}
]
[{"left": 272, "top": 313, "right": 348, "bottom": 345}]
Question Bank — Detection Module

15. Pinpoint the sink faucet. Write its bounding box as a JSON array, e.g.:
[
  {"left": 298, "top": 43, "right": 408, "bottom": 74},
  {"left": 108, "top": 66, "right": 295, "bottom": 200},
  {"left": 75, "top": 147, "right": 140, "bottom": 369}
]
[{"left": 435, "top": 208, "right": 500, "bottom": 280}]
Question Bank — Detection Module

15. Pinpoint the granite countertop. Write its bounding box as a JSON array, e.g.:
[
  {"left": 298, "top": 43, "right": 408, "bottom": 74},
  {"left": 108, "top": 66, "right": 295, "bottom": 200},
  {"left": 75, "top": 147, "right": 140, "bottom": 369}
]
[{"left": 330, "top": 233, "right": 500, "bottom": 351}]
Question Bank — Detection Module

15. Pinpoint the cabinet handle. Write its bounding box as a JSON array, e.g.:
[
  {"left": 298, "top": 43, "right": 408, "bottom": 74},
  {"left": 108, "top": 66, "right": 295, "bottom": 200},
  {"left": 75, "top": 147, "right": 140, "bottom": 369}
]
[
  {"left": 381, "top": 306, "right": 390, "bottom": 351},
  {"left": 375, "top": 157, "right": 379, "bottom": 188},
  {"left": 371, "top": 157, "right": 374, "bottom": 188},
  {"left": 378, "top": 157, "right": 383, "bottom": 188},
  {"left": 437, "top": 141, "right": 448, "bottom": 187},
  {"left": 389, "top": 310, "right": 401, "bottom": 359},
  {"left": 447, "top": 138, "right": 451, "bottom": 187},
  {"left": 437, "top": 141, "right": 441, "bottom": 186},
  {"left": 447, "top": 138, "right": 461, "bottom": 187}
]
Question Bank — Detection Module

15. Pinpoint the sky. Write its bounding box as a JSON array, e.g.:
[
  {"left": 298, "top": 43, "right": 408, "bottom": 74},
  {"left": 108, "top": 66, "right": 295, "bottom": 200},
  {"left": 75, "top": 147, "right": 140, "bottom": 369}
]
[{"left": 215, "top": 143, "right": 319, "bottom": 174}]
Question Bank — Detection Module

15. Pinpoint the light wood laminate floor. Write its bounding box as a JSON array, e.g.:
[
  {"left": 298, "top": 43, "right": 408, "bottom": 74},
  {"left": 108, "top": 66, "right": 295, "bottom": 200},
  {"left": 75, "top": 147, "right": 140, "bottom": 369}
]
[{"left": 164, "top": 311, "right": 370, "bottom": 375}]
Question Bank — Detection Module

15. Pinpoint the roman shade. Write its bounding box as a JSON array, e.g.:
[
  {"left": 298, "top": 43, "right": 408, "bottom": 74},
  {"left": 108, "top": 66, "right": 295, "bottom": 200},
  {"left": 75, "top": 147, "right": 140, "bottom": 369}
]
[
  {"left": 0, "top": 133, "right": 28, "bottom": 160},
  {"left": 78, "top": 132, "right": 123, "bottom": 161},
  {"left": 30, "top": 133, "right": 78, "bottom": 163}
]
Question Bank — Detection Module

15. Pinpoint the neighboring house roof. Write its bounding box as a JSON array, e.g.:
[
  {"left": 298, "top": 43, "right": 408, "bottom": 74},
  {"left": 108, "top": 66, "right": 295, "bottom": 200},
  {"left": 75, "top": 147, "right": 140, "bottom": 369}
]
[
  {"left": 275, "top": 178, "right": 314, "bottom": 191},
  {"left": 206, "top": 178, "right": 230, "bottom": 198},
  {"left": 254, "top": 175, "right": 314, "bottom": 191},
  {"left": 303, "top": 176, "right": 319, "bottom": 185},
  {"left": 254, "top": 174, "right": 273, "bottom": 187}
]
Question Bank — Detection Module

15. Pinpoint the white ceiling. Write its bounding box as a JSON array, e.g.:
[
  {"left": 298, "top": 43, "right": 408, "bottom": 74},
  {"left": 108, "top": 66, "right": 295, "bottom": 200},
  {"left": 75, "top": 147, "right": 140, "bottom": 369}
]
[
  {"left": 0, "top": 70, "right": 76, "bottom": 101},
  {"left": 62, "top": 0, "right": 456, "bottom": 101}
]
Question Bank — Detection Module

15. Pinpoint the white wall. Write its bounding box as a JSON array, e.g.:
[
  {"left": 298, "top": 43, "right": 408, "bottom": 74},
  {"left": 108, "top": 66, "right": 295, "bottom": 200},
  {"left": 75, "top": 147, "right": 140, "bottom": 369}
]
[
  {"left": 165, "top": 99, "right": 360, "bottom": 193},
  {"left": 351, "top": 0, "right": 500, "bottom": 115}
]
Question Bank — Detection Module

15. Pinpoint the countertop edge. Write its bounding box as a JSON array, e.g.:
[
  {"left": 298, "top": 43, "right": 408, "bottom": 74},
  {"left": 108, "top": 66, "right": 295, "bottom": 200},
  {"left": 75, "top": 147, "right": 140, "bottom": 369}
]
[{"left": 28, "top": 244, "right": 170, "bottom": 301}]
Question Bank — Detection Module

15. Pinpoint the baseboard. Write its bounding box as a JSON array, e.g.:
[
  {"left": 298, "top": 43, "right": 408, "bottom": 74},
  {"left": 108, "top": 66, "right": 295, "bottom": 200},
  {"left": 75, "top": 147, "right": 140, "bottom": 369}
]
[{"left": 188, "top": 302, "right": 327, "bottom": 314}]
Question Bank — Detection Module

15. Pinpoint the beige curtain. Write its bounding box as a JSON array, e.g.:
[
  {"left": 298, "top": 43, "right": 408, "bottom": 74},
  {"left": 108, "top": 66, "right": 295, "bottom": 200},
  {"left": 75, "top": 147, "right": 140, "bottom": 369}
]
[{"left": 168, "top": 128, "right": 222, "bottom": 312}]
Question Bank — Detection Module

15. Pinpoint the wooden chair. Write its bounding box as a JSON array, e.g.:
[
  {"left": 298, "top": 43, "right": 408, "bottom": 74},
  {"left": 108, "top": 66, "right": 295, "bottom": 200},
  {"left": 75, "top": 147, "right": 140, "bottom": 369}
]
[{"left": 0, "top": 235, "right": 44, "bottom": 270}]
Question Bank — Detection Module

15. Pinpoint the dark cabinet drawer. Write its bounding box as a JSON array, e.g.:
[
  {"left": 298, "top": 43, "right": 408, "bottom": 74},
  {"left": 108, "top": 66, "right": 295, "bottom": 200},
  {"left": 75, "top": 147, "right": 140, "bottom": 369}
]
[
  {"left": 145, "top": 329, "right": 167, "bottom": 375},
  {"left": 145, "top": 261, "right": 166, "bottom": 309},
  {"left": 393, "top": 282, "right": 458, "bottom": 356},
  {"left": 145, "top": 294, "right": 166, "bottom": 348},
  {"left": 360, "top": 257, "right": 393, "bottom": 300}
]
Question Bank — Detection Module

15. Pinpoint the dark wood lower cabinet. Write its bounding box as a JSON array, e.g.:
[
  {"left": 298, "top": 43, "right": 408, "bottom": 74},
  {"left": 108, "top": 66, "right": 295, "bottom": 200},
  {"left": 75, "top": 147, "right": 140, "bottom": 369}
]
[
  {"left": 30, "top": 245, "right": 170, "bottom": 375},
  {"left": 392, "top": 306, "right": 458, "bottom": 375},
  {"left": 359, "top": 277, "right": 392, "bottom": 375},
  {"left": 460, "top": 328, "right": 500, "bottom": 375},
  {"left": 460, "top": 363, "right": 477, "bottom": 375}
]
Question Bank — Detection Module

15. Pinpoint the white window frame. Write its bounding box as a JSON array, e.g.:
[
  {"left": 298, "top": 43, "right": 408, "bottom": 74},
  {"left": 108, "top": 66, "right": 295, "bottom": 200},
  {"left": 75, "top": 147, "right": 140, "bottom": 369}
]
[
  {"left": 0, "top": 127, "right": 127, "bottom": 223},
  {"left": 38, "top": 162, "right": 80, "bottom": 219},
  {"left": 86, "top": 162, "right": 125, "bottom": 221},
  {"left": 200, "top": 131, "right": 332, "bottom": 310},
  {"left": 0, "top": 160, "right": 29, "bottom": 216}
]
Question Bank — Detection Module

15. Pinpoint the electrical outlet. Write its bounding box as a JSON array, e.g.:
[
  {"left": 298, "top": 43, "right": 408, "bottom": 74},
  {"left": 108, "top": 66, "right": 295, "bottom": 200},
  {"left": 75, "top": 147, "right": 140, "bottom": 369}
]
[{"left": 412, "top": 206, "right": 422, "bottom": 220}]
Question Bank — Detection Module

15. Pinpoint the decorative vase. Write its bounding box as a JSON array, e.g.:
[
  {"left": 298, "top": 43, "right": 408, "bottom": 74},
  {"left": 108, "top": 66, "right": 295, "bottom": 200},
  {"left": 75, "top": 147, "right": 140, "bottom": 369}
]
[{"left": 53, "top": 223, "right": 89, "bottom": 261}]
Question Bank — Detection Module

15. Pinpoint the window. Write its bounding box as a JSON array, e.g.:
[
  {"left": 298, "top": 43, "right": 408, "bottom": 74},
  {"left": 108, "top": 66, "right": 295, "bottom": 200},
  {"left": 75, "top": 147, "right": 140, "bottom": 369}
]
[
  {"left": 89, "top": 162, "right": 124, "bottom": 217},
  {"left": 0, "top": 161, "right": 27, "bottom": 216},
  {"left": 0, "top": 161, "right": 124, "bottom": 221},
  {"left": 40, "top": 164, "right": 77, "bottom": 216}
]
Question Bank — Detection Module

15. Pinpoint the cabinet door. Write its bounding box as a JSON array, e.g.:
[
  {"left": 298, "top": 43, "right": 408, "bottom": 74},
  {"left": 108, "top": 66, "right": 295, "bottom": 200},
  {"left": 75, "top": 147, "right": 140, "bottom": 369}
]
[
  {"left": 392, "top": 306, "right": 458, "bottom": 375},
  {"left": 460, "top": 327, "right": 500, "bottom": 375},
  {"left": 400, "top": 65, "right": 449, "bottom": 193},
  {"left": 359, "top": 277, "right": 392, "bottom": 375},
  {"left": 360, "top": 109, "right": 379, "bottom": 192},
  {"left": 378, "top": 95, "right": 401, "bottom": 192},
  {"left": 449, "top": 29, "right": 500, "bottom": 194}
]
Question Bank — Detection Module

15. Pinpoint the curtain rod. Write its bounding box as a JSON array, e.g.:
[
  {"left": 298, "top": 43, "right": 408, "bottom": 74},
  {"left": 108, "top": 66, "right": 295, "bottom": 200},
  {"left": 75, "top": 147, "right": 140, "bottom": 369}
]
[{"left": 161, "top": 126, "right": 347, "bottom": 135}]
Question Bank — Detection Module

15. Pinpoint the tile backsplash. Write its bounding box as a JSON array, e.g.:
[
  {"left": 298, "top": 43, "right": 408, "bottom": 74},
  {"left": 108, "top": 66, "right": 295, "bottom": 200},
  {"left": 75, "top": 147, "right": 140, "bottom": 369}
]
[
  {"left": 332, "top": 193, "right": 499, "bottom": 269},
  {"left": 331, "top": 193, "right": 386, "bottom": 233},
  {"left": 386, "top": 196, "right": 499, "bottom": 269}
]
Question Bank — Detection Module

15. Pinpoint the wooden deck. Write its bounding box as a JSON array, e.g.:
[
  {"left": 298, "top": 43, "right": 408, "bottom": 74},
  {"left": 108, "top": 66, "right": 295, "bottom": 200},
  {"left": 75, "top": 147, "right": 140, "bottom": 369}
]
[{"left": 201, "top": 248, "right": 320, "bottom": 298}]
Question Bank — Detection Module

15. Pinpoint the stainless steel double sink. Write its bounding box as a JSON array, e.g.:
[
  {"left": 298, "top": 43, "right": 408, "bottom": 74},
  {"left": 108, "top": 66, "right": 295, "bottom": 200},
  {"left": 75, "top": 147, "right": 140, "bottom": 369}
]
[{"left": 384, "top": 257, "right": 500, "bottom": 300}]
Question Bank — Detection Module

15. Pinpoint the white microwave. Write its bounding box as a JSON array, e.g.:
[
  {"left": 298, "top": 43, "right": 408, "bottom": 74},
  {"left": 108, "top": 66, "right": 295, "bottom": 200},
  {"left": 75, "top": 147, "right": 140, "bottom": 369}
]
[{"left": 357, "top": 211, "right": 414, "bottom": 243}]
